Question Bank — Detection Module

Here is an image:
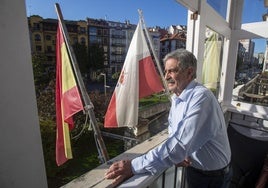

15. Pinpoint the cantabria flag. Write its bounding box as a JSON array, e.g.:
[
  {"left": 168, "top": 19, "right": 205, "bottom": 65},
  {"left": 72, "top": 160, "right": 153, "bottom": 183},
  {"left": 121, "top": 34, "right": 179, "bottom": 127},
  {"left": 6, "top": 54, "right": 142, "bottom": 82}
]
[
  {"left": 104, "top": 20, "right": 164, "bottom": 128},
  {"left": 55, "top": 24, "right": 83, "bottom": 166}
]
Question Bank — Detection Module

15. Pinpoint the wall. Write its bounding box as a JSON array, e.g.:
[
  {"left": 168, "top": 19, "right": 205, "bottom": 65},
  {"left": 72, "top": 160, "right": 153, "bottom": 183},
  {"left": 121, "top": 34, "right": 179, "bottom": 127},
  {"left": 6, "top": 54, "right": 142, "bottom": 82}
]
[{"left": 0, "top": 0, "right": 47, "bottom": 187}]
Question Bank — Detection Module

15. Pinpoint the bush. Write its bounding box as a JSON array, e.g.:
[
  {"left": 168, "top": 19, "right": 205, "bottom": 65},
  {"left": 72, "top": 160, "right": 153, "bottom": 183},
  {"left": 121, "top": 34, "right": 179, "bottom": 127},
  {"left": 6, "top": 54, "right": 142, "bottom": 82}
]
[{"left": 39, "top": 118, "right": 68, "bottom": 177}]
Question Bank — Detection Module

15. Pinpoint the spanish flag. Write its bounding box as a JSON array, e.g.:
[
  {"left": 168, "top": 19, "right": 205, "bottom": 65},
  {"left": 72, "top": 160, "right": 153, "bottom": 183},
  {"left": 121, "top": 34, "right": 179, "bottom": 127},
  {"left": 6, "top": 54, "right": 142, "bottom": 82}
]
[{"left": 55, "top": 24, "right": 84, "bottom": 166}]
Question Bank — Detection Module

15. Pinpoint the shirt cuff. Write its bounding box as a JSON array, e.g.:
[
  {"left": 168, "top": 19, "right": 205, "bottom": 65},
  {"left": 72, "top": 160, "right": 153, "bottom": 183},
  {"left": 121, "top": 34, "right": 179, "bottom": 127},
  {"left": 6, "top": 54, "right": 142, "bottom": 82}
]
[{"left": 131, "top": 156, "right": 147, "bottom": 174}]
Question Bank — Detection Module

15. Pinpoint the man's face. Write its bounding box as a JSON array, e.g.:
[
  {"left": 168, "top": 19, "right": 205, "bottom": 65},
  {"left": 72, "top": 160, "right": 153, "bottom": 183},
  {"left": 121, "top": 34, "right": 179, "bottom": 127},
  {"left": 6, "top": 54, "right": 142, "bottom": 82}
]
[{"left": 164, "top": 58, "right": 194, "bottom": 95}]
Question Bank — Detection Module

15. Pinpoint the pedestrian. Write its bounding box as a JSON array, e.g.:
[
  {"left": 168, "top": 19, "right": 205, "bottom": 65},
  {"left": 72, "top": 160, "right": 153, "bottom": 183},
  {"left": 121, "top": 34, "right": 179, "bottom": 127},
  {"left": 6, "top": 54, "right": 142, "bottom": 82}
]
[{"left": 105, "top": 49, "right": 232, "bottom": 188}]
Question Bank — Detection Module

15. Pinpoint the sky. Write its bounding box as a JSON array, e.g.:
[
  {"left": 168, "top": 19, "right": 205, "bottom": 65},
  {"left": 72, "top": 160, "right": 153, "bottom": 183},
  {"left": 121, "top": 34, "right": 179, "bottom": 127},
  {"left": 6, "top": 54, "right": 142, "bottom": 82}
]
[
  {"left": 25, "top": 0, "right": 187, "bottom": 28},
  {"left": 25, "top": 0, "right": 267, "bottom": 53}
]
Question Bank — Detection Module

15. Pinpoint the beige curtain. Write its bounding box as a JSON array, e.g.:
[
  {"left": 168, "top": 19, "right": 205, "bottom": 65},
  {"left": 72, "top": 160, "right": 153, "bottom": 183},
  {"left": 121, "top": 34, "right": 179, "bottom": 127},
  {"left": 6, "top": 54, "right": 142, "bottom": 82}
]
[{"left": 202, "top": 32, "right": 221, "bottom": 91}]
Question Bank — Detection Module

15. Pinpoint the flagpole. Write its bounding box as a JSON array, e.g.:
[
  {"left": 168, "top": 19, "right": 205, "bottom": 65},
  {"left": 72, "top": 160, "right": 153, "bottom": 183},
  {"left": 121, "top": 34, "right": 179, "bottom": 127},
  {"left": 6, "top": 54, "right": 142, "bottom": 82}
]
[
  {"left": 55, "top": 3, "right": 109, "bottom": 163},
  {"left": 138, "top": 9, "right": 170, "bottom": 98}
]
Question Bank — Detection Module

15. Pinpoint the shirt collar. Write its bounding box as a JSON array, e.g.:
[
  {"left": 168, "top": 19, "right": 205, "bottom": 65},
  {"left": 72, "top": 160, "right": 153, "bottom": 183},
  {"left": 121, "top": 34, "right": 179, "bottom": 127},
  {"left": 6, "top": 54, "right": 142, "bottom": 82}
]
[{"left": 171, "top": 80, "right": 197, "bottom": 102}]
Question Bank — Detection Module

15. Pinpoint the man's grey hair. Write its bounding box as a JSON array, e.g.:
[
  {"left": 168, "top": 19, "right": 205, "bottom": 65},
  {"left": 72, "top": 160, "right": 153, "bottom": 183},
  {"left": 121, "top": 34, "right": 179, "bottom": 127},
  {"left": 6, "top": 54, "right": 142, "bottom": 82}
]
[{"left": 163, "top": 49, "right": 197, "bottom": 78}]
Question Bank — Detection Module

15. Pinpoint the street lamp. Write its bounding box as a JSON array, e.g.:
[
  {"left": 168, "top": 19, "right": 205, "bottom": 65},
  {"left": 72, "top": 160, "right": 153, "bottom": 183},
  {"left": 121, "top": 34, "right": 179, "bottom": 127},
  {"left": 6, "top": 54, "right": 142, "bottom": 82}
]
[{"left": 100, "top": 73, "right": 109, "bottom": 97}]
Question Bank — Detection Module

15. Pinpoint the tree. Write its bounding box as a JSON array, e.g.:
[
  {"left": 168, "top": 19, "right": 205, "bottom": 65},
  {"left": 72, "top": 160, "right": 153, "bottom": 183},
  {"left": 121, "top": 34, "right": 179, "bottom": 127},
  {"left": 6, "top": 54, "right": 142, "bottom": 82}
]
[
  {"left": 72, "top": 43, "right": 89, "bottom": 75},
  {"left": 32, "top": 53, "right": 51, "bottom": 93},
  {"left": 88, "top": 44, "right": 105, "bottom": 70}
]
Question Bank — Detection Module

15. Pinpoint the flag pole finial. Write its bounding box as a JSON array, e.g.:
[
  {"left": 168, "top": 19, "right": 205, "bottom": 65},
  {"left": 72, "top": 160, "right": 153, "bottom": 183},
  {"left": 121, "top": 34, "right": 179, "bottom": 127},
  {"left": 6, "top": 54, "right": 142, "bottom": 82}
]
[{"left": 138, "top": 9, "right": 143, "bottom": 17}]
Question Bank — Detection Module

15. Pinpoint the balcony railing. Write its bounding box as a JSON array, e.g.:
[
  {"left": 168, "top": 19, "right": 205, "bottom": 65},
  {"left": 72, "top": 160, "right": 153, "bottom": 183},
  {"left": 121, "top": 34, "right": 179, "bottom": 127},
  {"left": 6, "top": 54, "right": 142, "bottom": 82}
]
[
  {"left": 61, "top": 102, "right": 268, "bottom": 188},
  {"left": 111, "top": 43, "right": 126, "bottom": 47},
  {"left": 61, "top": 129, "right": 180, "bottom": 188}
]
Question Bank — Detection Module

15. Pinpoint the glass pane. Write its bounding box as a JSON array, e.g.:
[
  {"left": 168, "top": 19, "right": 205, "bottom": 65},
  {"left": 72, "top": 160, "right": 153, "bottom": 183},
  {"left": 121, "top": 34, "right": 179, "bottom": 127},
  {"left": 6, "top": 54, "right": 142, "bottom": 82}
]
[
  {"left": 242, "top": 0, "right": 267, "bottom": 23},
  {"left": 202, "top": 28, "right": 223, "bottom": 97},
  {"left": 207, "top": 0, "right": 228, "bottom": 19},
  {"left": 233, "top": 37, "right": 267, "bottom": 106}
]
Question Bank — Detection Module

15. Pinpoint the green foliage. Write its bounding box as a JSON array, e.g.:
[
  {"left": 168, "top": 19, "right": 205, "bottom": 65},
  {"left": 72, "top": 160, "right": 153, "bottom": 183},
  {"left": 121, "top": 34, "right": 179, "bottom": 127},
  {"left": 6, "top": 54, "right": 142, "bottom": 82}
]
[
  {"left": 36, "top": 80, "right": 55, "bottom": 119},
  {"left": 105, "top": 139, "right": 124, "bottom": 158},
  {"left": 112, "top": 71, "right": 121, "bottom": 80},
  {"left": 72, "top": 43, "right": 89, "bottom": 75},
  {"left": 88, "top": 44, "right": 105, "bottom": 70},
  {"left": 31, "top": 54, "right": 51, "bottom": 93},
  {"left": 139, "top": 93, "right": 169, "bottom": 107},
  {"left": 88, "top": 91, "right": 111, "bottom": 122},
  {"left": 39, "top": 118, "right": 65, "bottom": 177}
]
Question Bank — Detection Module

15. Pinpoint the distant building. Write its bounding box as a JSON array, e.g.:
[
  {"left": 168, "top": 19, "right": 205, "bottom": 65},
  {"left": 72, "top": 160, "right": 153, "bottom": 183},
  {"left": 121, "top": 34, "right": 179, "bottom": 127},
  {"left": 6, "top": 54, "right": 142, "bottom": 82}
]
[
  {"left": 28, "top": 15, "right": 185, "bottom": 82},
  {"left": 87, "top": 18, "right": 109, "bottom": 79},
  {"left": 240, "top": 39, "right": 255, "bottom": 66},
  {"left": 148, "top": 27, "right": 161, "bottom": 62},
  {"left": 256, "top": 52, "right": 264, "bottom": 69},
  {"left": 106, "top": 20, "right": 136, "bottom": 78},
  {"left": 28, "top": 15, "right": 88, "bottom": 73},
  {"left": 159, "top": 25, "right": 187, "bottom": 61}
]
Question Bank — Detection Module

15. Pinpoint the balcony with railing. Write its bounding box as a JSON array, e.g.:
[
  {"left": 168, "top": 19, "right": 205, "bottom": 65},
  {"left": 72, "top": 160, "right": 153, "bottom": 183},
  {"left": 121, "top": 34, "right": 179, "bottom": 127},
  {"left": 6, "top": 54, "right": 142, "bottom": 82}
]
[
  {"left": 3, "top": 1, "right": 268, "bottom": 188},
  {"left": 61, "top": 102, "right": 268, "bottom": 188},
  {"left": 111, "top": 43, "right": 126, "bottom": 47}
]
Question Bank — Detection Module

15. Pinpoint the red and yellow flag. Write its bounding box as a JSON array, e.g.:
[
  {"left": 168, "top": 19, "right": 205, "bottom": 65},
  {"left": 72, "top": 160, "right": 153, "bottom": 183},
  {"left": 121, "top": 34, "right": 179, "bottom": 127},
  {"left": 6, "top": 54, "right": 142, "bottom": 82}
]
[{"left": 55, "top": 24, "right": 84, "bottom": 166}]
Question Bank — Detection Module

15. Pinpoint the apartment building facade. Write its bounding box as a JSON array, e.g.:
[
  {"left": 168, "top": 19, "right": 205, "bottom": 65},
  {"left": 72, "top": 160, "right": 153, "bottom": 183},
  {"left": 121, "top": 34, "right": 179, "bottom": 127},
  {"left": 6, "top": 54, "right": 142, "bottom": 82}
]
[
  {"left": 28, "top": 15, "right": 88, "bottom": 73},
  {"left": 28, "top": 15, "right": 187, "bottom": 81},
  {"left": 87, "top": 18, "right": 109, "bottom": 79},
  {"left": 159, "top": 25, "right": 187, "bottom": 60}
]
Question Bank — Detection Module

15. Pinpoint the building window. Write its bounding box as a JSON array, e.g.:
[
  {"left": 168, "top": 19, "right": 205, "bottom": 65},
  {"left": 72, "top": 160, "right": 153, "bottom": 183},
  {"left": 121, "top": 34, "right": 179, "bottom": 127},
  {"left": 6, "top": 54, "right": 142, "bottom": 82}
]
[
  {"left": 103, "top": 46, "right": 108, "bottom": 52},
  {"left": 103, "top": 29, "right": 108, "bottom": 36},
  {"left": 34, "top": 34, "right": 41, "bottom": 41},
  {"left": 33, "top": 23, "right": 40, "bottom": 30},
  {"left": 80, "top": 27, "right": 86, "bottom": 33},
  {"left": 45, "top": 35, "right": 51, "bottom": 41},
  {"left": 89, "top": 27, "right": 97, "bottom": 35},
  {"left": 103, "top": 38, "right": 108, "bottom": 45},
  {"left": 97, "top": 37, "right": 102, "bottom": 43},
  {"left": 97, "top": 29, "right": 102, "bottom": 36},
  {"left": 47, "top": 46, "right": 52, "bottom": 52},
  {"left": 90, "top": 36, "right": 97, "bottom": 44},
  {"left": 72, "top": 37, "right": 78, "bottom": 44},
  {"left": 36, "top": 45, "right": 42, "bottom": 52},
  {"left": 80, "top": 37, "right": 86, "bottom": 45}
]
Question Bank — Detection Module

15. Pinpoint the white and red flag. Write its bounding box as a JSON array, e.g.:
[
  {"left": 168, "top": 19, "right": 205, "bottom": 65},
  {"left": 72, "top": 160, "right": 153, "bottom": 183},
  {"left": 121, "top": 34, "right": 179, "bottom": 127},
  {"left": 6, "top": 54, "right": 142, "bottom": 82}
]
[
  {"left": 104, "top": 20, "right": 164, "bottom": 128},
  {"left": 55, "top": 24, "right": 84, "bottom": 166}
]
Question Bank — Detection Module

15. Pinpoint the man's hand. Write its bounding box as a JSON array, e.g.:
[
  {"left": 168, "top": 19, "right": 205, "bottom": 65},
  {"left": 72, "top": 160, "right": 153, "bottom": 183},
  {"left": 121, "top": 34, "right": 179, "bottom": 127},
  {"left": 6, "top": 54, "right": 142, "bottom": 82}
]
[
  {"left": 176, "top": 157, "right": 192, "bottom": 167},
  {"left": 105, "top": 159, "right": 133, "bottom": 187}
]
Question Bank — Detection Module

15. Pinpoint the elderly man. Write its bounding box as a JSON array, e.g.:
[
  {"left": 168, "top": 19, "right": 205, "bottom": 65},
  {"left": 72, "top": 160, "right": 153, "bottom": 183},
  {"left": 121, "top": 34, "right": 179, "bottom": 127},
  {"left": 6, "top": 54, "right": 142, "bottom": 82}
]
[{"left": 105, "top": 49, "right": 232, "bottom": 188}]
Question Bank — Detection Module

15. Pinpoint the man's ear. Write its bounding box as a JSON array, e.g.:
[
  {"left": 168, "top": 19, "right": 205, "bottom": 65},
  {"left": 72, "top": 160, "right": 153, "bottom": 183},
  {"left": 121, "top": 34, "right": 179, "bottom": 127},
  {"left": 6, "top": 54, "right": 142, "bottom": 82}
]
[{"left": 187, "top": 67, "right": 194, "bottom": 78}]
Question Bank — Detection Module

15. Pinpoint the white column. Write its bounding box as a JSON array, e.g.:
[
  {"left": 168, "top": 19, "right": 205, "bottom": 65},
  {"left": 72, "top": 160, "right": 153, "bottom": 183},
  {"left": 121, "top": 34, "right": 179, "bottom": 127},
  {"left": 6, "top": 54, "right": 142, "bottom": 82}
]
[{"left": 0, "top": 0, "right": 47, "bottom": 187}]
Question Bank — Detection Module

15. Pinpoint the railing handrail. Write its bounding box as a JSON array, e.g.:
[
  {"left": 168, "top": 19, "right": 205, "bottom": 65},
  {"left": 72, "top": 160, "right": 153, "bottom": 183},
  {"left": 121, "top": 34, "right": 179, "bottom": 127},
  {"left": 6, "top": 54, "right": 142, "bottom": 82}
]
[
  {"left": 62, "top": 102, "right": 268, "bottom": 187},
  {"left": 61, "top": 129, "right": 169, "bottom": 188}
]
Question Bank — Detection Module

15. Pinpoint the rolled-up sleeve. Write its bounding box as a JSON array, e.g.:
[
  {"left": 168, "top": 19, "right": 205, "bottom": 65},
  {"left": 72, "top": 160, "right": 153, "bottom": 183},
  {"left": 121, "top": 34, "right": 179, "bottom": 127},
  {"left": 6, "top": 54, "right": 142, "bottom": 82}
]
[{"left": 131, "top": 82, "right": 228, "bottom": 174}]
